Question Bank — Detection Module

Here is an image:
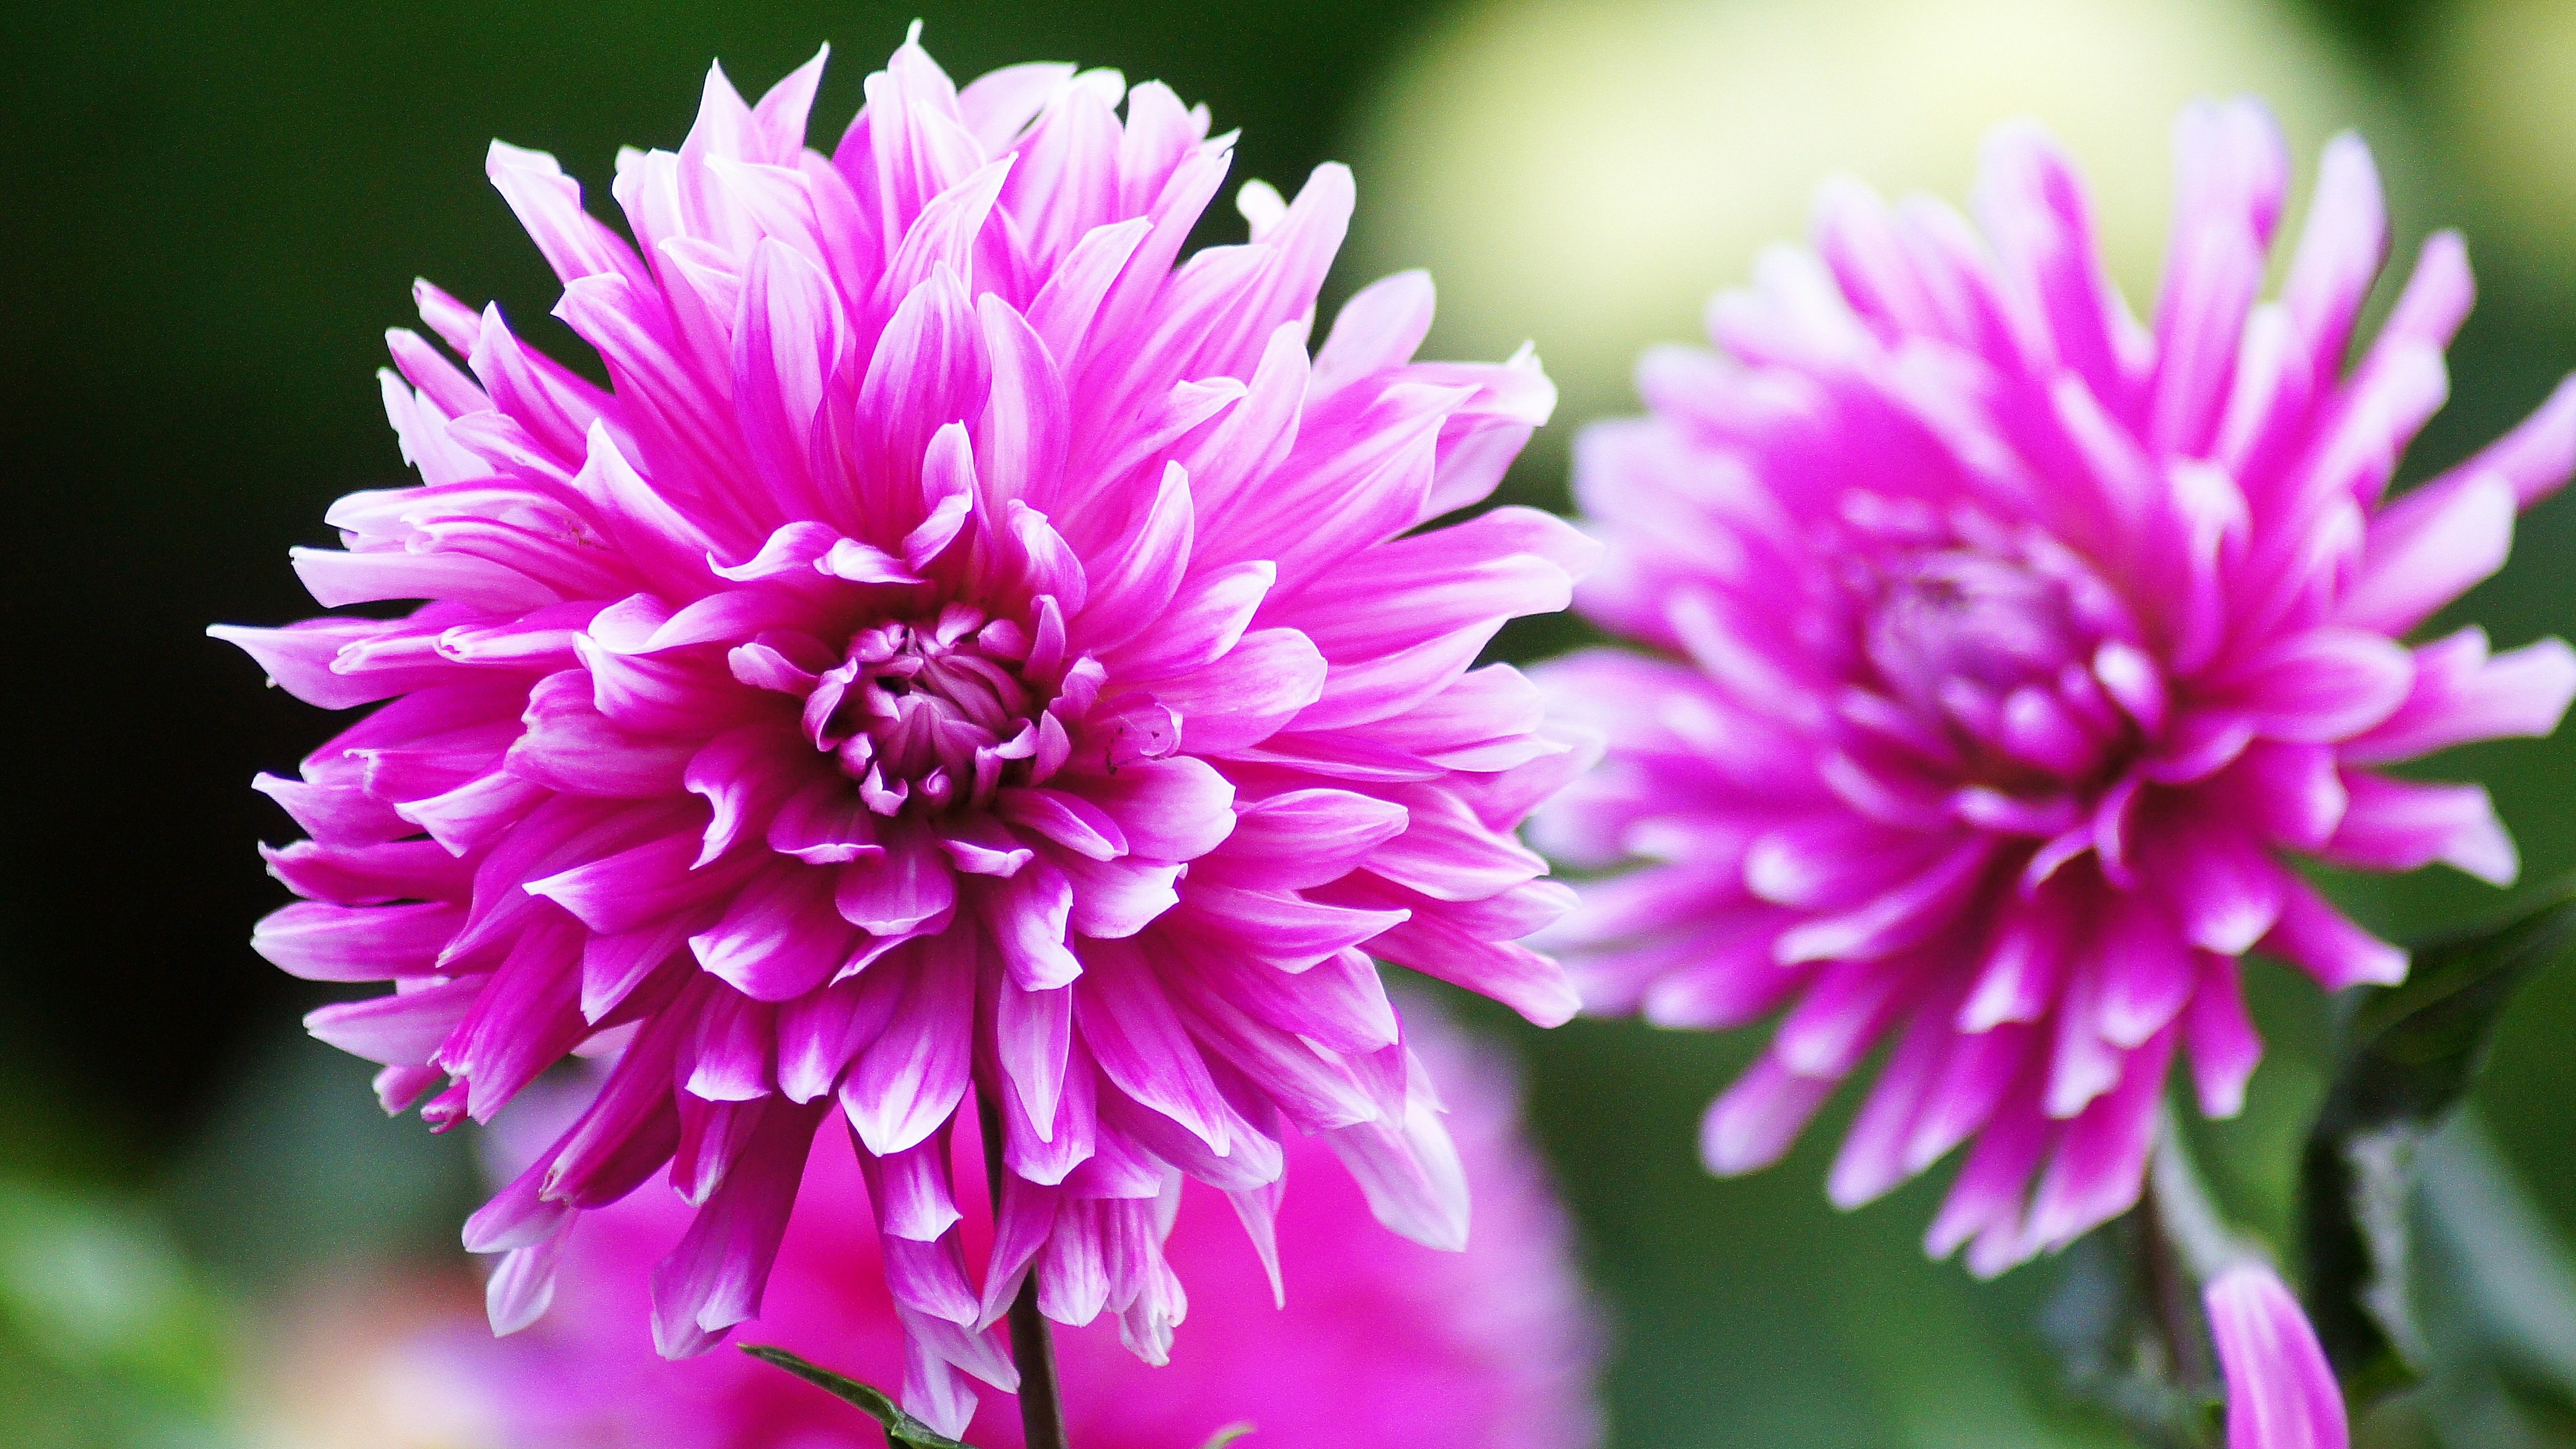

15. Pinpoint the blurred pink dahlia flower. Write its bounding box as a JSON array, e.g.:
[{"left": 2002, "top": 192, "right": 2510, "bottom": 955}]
[
  {"left": 1534, "top": 101, "right": 2576, "bottom": 1275},
  {"left": 458, "top": 1006, "right": 1603, "bottom": 1448},
  {"left": 213, "top": 30, "right": 1589, "bottom": 1420},
  {"left": 2205, "top": 1262, "right": 2347, "bottom": 1449}
]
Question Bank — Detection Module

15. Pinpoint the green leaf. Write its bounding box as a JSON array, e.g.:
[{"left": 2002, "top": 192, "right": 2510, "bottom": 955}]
[
  {"left": 741, "top": 1344, "right": 973, "bottom": 1448},
  {"left": 1197, "top": 1424, "right": 1256, "bottom": 1448},
  {"left": 2300, "top": 877, "right": 2576, "bottom": 1399}
]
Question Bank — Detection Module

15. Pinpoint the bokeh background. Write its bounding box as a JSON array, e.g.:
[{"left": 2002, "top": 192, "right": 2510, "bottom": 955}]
[{"left": 7, "top": 0, "right": 2576, "bottom": 1444}]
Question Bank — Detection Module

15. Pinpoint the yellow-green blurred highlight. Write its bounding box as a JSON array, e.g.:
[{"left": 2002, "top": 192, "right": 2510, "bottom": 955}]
[{"left": 1348, "top": 0, "right": 2418, "bottom": 478}]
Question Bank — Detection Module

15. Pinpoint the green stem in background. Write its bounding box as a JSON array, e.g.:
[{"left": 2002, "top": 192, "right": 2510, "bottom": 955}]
[
  {"left": 2149, "top": 1107, "right": 2243, "bottom": 1284},
  {"left": 2139, "top": 1110, "right": 2236, "bottom": 1405},
  {"left": 979, "top": 1088, "right": 1070, "bottom": 1449}
]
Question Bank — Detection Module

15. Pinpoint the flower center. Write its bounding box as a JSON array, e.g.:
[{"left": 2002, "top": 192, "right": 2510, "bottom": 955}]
[
  {"left": 802, "top": 603, "right": 1046, "bottom": 815},
  {"left": 1862, "top": 549, "right": 2088, "bottom": 712}
]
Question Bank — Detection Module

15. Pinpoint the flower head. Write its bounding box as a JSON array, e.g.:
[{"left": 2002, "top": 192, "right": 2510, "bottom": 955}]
[
  {"left": 2206, "top": 1262, "right": 2347, "bottom": 1449},
  {"left": 215, "top": 31, "right": 1587, "bottom": 1421},
  {"left": 1534, "top": 101, "right": 2576, "bottom": 1274},
  {"left": 456, "top": 1006, "right": 1602, "bottom": 1447}
]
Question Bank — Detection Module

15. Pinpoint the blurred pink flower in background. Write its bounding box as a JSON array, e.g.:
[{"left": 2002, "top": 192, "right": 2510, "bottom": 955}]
[
  {"left": 214, "top": 29, "right": 1588, "bottom": 1432},
  {"left": 1534, "top": 99, "right": 2576, "bottom": 1274},
  {"left": 452, "top": 1005, "right": 1602, "bottom": 1449},
  {"left": 2205, "top": 1262, "right": 2347, "bottom": 1449}
]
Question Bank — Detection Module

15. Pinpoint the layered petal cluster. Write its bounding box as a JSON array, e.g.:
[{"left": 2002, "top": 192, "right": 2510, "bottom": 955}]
[
  {"left": 2206, "top": 1263, "right": 2348, "bottom": 1449},
  {"left": 453, "top": 1006, "right": 1603, "bottom": 1448},
  {"left": 215, "top": 33, "right": 1587, "bottom": 1419},
  {"left": 1534, "top": 102, "right": 2576, "bottom": 1273}
]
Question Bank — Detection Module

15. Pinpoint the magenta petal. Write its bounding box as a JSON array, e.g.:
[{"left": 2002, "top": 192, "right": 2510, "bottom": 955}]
[{"left": 2206, "top": 1263, "right": 2349, "bottom": 1449}]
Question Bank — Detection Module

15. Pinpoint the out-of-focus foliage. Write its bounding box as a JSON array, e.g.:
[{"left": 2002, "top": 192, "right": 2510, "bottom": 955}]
[{"left": 0, "top": 1181, "right": 233, "bottom": 1449}]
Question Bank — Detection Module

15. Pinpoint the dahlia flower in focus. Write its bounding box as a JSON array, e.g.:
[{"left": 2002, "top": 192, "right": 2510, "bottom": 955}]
[
  {"left": 457, "top": 1007, "right": 1601, "bottom": 1449},
  {"left": 1534, "top": 100, "right": 2576, "bottom": 1274},
  {"left": 2205, "top": 1262, "right": 2347, "bottom": 1449},
  {"left": 214, "top": 32, "right": 1587, "bottom": 1429}
]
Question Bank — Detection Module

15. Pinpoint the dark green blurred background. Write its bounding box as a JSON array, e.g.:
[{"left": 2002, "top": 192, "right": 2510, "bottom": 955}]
[{"left": 6, "top": 0, "right": 2576, "bottom": 1444}]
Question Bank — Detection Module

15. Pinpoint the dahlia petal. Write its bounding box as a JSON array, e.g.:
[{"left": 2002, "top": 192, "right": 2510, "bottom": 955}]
[
  {"left": 2322, "top": 771, "right": 2517, "bottom": 886},
  {"left": 1130, "top": 627, "right": 1327, "bottom": 754},
  {"left": 682, "top": 989, "right": 777, "bottom": 1104},
  {"left": 997, "top": 786, "right": 1128, "bottom": 861},
  {"left": 511, "top": 670, "right": 694, "bottom": 797},
  {"left": 2220, "top": 742, "right": 2349, "bottom": 851},
  {"left": 1925, "top": 1098, "right": 2048, "bottom": 1267},
  {"left": 974, "top": 1166, "right": 1061, "bottom": 1328},
  {"left": 2138, "top": 816, "right": 2287, "bottom": 957},
  {"left": 2347, "top": 630, "right": 2576, "bottom": 765},
  {"left": 1173, "top": 987, "right": 1379, "bottom": 1133},
  {"left": 2279, "top": 132, "right": 2385, "bottom": 389},
  {"left": 649, "top": 1097, "right": 822, "bottom": 1357},
  {"left": 1101, "top": 1083, "right": 1281, "bottom": 1193},
  {"left": 835, "top": 826, "right": 957, "bottom": 932},
  {"left": 1326, "top": 1053, "right": 1470, "bottom": 1251},
  {"left": 989, "top": 861, "right": 1083, "bottom": 990},
  {"left": 685, "top": 716, "right": 814, "bottom": 861},
  {"left": 842, "top": 938, "right": 973, "bottom": 1155},
  {"left": 1699, "top": 1053, "right": 1838, "bottom": 1177},
  {"left": 857, "top": 265, "right": 989, "bottom": 508},
  {"left": 2025, "top": 1027, "right": 2173, "bottom": 1250},
  {"left": 582, "top": 914, "right": 701, "bottom": 1024},
  {"left": 527, "top": 831, "right": 737, "bottom": 937},
  {"left": 1110, "top": 559, "right": 1275, "bottom": 677},
  {"left": 211, "top": 621, "right": 421, "bottom": 710},
  {"left": 305, "top": 977, "right": 479, "bottom": 1065},
  {"left": 692, "top": 865, "right": 854, "bottom": 1002},
  {"left": 2094, "top": 894, "right": 2200, "bottom": 1049},
  {"left": 1077, "top": 753, "right": 1236, "bottom": 861},
  {"left": 1960, "top": 890, "right": 2076, "bottom": 1031},
  {"left": 1311, "top": 268, "right": 1434, "bottom": 396},
  {"left": 882, "top": 1230, "right": 980, "bottom": 1324},
  {"left": 1054, "top": 853, "right": 1181, "bottom": 938},
  {"left": 2259, "top": 878, "right": 2406, "bottom": 994},
  {"left": 2185, "top": 952, "right": 2263, "bottom": 1118},
  {"left": 486, "top": 140, "right": 648, "bottom": 289},
  {"left": 1635, "top": 924, "right": 1802, "bottom": 1028},
  {"left": 1825, "top": 1000, "right": 1954, "bottom": 1208},
  {"left": 2340, "top": 473, "right": 2514, "bottom": 636},
  {"left": 253, "top": 900, "right": 463, "bottom": 982},
  {"left": 253, "top": 771, "right": 415, "bottom": 847},
  {"left": 2214, "top": 627, "right": 2413, "bottom": 743},
  {"left": 1371, "top": 917, "right": 1581, "bottom": 1029},
  {"left": 486, "top": 1234, "right": 570, "bottom": 1336},
  {"left": 376, "top": 1057, "right": 443, "bottom": 1108},
  {"left": 765, "top": 778, "right": 885, "bottom": 864},
  {"left": 1902, "top": 1020, "right": 2039, "bottom": 1175},
  {"left": 1073, "top": 462, "right": 1191, "bottom": 651},
  {"left": 1075, "top": 938, "right": 1231, "bottom": 1154},
  {"left": 776, "top": 969, "right": 904, "bottom": 1104},
  {"left": 1192, "top": 788, "right": 1408, "bottom": 892},
  {"left": 2206, "top": 1263, "right": 2349, "bottom": 1449}
]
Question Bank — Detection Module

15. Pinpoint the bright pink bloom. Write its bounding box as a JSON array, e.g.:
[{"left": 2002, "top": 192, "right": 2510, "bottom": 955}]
[
  {"left": 213, "top": 32, "right": 1588, "bottom": 1428},
  {"left": 455, "top": 1007, "right": 1603, "bottom": 1448},
  {"left": 1532, "top": 101, "right": 2576, "bottom": 1275},
  {"left": 2205, "top": 1263, "right": 2347, "bottom": 1449}
]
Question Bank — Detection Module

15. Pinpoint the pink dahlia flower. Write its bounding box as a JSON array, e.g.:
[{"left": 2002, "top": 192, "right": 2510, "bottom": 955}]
[
  {"left": 1533, "top": 101, "right": 2576, "bottom": 1275},
  {"left": 2205, "top": 1263, "right": 2347, "bottom": 1449},
  {"left": 455, "top": 1006, "right": 1602, "bottom": 1448},
  {"left": 213, "top": 32, "right": 1589, "bottom": 1425}
]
